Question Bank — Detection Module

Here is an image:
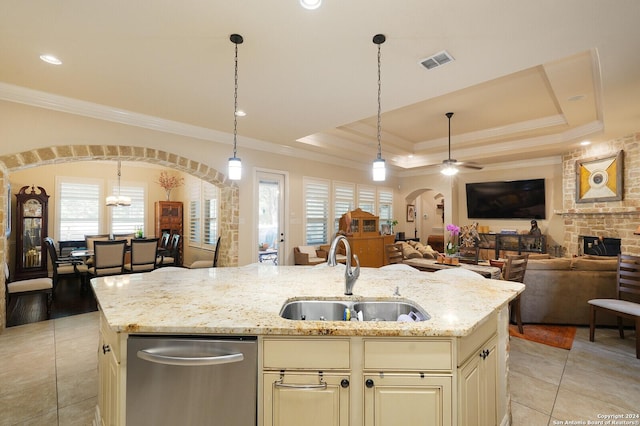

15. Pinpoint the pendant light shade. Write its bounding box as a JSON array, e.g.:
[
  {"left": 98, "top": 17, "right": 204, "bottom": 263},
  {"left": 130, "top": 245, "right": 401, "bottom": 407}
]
[
  {"left": 106, "top": 160, "right": 131, "bottom": 207},
  {"left": 372, "top": 34, "right": 386, "bottom": 182},
  {"left": 228, "top": 33, "right": 244, "bottom": 181},
  {"left": 372, "top": 158, "right": 386, "bottom": 181}
]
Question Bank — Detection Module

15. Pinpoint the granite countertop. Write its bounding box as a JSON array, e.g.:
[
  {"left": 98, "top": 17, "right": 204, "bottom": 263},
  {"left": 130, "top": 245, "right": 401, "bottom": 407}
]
[{"left": 91, "top": 263, "right": 524, "bottom": 338}]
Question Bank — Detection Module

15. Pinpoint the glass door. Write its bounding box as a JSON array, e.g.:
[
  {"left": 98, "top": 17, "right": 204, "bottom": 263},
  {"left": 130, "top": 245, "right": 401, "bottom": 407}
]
[{"left": 256, "top": 171, "right": 286, "bottom": 264}]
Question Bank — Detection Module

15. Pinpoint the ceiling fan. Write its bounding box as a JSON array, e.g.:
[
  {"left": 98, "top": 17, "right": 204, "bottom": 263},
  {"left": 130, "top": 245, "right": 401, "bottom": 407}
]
[{"left": 439, "top": 112, "right": 483, "bottom": 175}]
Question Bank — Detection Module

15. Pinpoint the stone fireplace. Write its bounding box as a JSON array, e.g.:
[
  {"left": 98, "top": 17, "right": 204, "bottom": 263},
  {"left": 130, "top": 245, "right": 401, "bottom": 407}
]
[{"left": 560, "top": 133, "right": 640, "bottom": 257}]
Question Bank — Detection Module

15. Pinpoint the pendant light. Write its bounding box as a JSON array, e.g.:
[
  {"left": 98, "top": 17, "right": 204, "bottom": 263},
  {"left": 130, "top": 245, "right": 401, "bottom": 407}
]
[
  {"left": 372, "top": 34, "right": 386, "bottom": 182},
  {"left": 441, "top": 112, "right": 459, "bottom": 176},
  {"left": 228, "top": 33, "right": 243, "bottom": 181},
  {"left": 106, "top": 160, "right": 131, "bottom": 207}
]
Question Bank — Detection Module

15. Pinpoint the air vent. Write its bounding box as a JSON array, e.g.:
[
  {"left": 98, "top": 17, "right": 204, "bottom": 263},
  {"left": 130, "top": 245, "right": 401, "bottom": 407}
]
[{"left": 419, "top": 50, "right": 454, "bottom": 70}]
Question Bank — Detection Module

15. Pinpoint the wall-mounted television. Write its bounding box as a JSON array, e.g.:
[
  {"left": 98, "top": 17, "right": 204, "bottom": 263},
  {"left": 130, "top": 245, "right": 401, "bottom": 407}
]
[{"left": 466, "top": 178, "right": 546, "bottom": 219}]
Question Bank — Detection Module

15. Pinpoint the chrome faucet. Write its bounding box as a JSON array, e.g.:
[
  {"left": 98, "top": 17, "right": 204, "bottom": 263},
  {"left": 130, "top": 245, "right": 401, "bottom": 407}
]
[{"left": 327, "top": 235, "right": 360, "bottom": 295}]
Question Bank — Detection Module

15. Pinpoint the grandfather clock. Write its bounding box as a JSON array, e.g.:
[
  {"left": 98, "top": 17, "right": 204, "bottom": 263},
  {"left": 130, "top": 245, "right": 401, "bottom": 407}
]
[{"left": 15, "top": 185, "right": 49, "bottom": 280}]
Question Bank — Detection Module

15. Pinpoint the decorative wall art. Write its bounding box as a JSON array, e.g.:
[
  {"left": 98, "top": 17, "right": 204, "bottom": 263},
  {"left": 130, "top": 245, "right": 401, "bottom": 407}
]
[
  {"left": 406, "top": 204, "right": 415, "bottom": 222},
  {"left": 576, "top": 150, "right": 623, "bottom": 203}
]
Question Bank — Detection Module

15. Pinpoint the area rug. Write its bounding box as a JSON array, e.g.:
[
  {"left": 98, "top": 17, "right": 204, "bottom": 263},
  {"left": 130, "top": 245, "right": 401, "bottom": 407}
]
[{"left": 509, "top": 324, "right": 577, "bottom": 350}]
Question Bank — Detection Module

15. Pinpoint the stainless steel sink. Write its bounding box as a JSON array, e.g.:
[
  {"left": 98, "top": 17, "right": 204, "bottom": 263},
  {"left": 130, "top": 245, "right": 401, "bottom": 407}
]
[
  {"left": 279, "top": 298, "right": 429, "bottom": 322},
  {"left": 279, "top": 300, "right": 350, "bottom": 321},
  {"left": 352, "top": 300, "right": 430, "bottom": 322}
]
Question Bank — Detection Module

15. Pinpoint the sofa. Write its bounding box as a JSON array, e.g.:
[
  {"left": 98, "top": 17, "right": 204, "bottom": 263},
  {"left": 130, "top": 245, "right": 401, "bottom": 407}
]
[
  {"left": 520, "top": 255, "right": 619, "bottom": 325},
  {"left": 400, "top": 241, "right": 440, "bottom": 260}
]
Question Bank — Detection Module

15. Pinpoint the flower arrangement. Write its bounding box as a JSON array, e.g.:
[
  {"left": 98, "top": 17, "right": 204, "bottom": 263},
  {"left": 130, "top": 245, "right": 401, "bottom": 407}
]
[
  {"left": 156, "top": 171, "right": 184, "bottom": 191},
  {"left": 157, "top": 171, "right": 184, "bottom": 201},
  {"left": 445, "top": 223, "right": 460, "bottom": 255},
  {"left": 387, "top": 219, "right": 398, "bottom": 227}
]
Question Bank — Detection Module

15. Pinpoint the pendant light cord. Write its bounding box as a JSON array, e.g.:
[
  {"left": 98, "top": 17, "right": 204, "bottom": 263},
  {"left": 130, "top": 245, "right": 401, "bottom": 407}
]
[
  {"left": 233, "top": 40, "right": 239, "bottom": 159},
  {"left": 376, "top": 40, "right": 382, "bottom": 160},
  {"left": 117, "top": 160, "right": 122, "bottom": 196}
]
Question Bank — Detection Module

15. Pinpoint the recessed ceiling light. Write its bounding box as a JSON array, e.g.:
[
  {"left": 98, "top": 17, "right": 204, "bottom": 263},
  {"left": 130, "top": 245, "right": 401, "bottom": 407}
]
[
  {"left": 300, "top": 0, "right": 321, "bottom": 10},
  {"left": 580, "top": 140, "right": 591, "bottom": 146},
  {"left": 235, "top": 110, "right": 246, "bottom": 117},
  {"left": 40, "top": 54, "right": 62, "bottom": 65}
]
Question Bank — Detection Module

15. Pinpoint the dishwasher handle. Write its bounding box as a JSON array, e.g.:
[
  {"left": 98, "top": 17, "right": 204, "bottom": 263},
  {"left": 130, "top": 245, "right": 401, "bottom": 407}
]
[{"left": 137, "top": 348, "right": 244, "bottom": 367}]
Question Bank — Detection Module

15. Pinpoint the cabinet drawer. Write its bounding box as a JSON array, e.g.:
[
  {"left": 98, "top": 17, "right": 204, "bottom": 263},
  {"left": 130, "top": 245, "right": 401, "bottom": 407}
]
[
  {"left": 363, "top": 339, "right": 453, "bottom": 371},
  {"left": 263, "top": 338, "right": 350, "bottom": 369},
  {"left": 457, "top": 313, "right": 497, "bottom": 365}
]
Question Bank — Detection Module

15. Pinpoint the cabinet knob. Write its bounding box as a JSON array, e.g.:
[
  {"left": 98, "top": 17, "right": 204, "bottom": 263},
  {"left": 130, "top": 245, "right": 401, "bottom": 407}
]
[
  {"left": 340, "top": 379, "right": 350, "bottom": 388},
  {"left": 365, "top": 379, "right": 374, "bottom": 388},
  {"left": 102, "top": 344, "right": 111, "bottom": 354}
]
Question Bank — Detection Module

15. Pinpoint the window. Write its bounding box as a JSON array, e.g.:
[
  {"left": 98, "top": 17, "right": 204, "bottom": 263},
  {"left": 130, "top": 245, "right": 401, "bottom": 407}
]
[
  {"left": 56, "top": 178, "right": 102, "bottom": 240},
  {"left": 109, "top": 182, "right": 146, "bottom": 235},
  {"left": 378, "top": 188, "right": 393, "bottom": 223},
  {"left": 357, "top": 185, "right": 376, "bottom": 213},
  {"left": 333, "top": 182, "right": 354, "bottom": 234},
  {"left": 304, "top": 178, "right": 329, "bottom": 245},
  {"left": 189, "top": 181, "right": 219, "bottom": 250},
  {"left": 303, "top": 178, "right": 395, "bottom": 245}
]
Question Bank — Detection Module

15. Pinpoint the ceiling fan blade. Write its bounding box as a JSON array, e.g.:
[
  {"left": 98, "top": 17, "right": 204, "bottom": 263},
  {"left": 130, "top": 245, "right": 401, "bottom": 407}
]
[{"left": 458, "top": 162, "right": 483, "bottom": 170}]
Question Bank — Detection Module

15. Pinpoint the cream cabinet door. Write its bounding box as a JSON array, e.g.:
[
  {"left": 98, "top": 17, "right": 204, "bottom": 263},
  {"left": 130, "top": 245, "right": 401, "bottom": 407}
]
[
  {"left": 263, "top": 372, "right": 350, "bottom": 426},
  {"left": 98, "top": 337, "right": 119, "bottom": 426},
  {"left": 363, "top": 374, "right": 452, "bottom": 426},
  {"left": 458, "top": 336, "right": 498, "bottom": 426}
]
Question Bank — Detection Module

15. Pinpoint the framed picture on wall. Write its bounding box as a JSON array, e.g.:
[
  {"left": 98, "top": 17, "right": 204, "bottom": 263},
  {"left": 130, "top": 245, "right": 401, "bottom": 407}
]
[
  {"left": 406, "top": 204, "right": 415, "bottom": 222},
  {"left": 576, "top": 150, "right": 623, "bottom": 203}
]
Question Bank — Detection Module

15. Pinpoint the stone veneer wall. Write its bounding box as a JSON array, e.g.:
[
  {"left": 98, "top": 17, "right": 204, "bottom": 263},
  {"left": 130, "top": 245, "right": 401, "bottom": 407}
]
[
  {"left": 561, "top": 132, "right": 640, "bottom": 257},
  {"left": 0, "top": 145, "right": 240, "bottom": 331}
]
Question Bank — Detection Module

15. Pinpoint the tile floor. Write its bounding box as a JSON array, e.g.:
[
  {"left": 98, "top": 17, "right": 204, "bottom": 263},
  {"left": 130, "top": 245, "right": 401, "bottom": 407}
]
[
  {"left": 0, "top": 313, "right": 638, "bottom": 425},
  {"left": 0, "top": 312, "right": 98, "bottom": 426}
]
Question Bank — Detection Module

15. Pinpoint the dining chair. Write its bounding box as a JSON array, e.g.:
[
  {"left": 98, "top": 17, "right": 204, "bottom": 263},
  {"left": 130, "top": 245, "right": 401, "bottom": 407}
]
[
  {"left": 125, "top": 238, "right": 160, "bottom": 273},
  {"left": 84, "top": 234, "right": 110, "bottom": 266},
  {"left": 44, "top": 237, "right": 89, "bottom": 291},
  {"left": 113, "top": 233, "right": 136, "bottom": 246},
  {"left": 158, "top": 234, "right": 181, "bottom": 267},
  {"left": 88, "top": 239, "right": 127, "bottom": 278},
  {"left": 385, "top": 243, "right": 404, "bottom": 265},
  {"left": 502, "top": 254, "right": 529, "bottom": 334},
  {"left": 589, "top": 254, "right": 640, "bottom": 359},
  {"left": 4, "top": 261, "right": 54, "bottom": 318},
  {"left": 158, "top": 232, "right": 171, "bottom": 255},
  {"left": 189, "top": 236, "right": 221, "bottom": 269}
]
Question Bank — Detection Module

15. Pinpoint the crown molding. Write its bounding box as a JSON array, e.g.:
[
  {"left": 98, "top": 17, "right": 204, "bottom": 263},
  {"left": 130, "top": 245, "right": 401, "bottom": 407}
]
[{"left": 0, "top": 82, "right": 377, "bottom": 173}]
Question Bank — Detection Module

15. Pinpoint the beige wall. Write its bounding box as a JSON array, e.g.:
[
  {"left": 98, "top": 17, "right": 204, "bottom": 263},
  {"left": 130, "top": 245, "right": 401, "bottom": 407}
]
[
  {"left": 3, "top": 98, "right": 637, "bottom": 331},
  {"left": 397, "top": 160, "right": 566, "bottom": 252}
]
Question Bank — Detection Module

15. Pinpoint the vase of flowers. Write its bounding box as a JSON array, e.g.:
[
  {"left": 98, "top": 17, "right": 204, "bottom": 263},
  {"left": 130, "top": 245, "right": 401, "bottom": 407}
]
[
  {"left": 445, "top": 223, "right": 460, "bottom": 256},
  {"left": 387, "top": 219, "right": 398, "bottom": 235},
  {"left": 157, "top": 171, "right": 184, "bottom": 201}
]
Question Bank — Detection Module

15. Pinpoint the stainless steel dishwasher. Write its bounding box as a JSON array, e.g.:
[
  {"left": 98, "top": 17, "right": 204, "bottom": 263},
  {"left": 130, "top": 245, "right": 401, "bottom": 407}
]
[{"left": 126, "top": 335, "right": 257, "bottom": 426}]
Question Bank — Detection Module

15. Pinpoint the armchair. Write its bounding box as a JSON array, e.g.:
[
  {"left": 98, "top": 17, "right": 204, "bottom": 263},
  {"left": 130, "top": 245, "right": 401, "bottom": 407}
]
[{"left": 294, "top": 246, "right": 327, "bottom": 265}]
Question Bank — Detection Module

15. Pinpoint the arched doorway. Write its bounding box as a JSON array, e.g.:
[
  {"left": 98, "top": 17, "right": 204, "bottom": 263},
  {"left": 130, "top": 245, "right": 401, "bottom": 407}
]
[
  {"left": 404, "top": 188, "right": 445, "bottom": 244},
  {"left": 0, "top": 144, "right": 239, "bottom": 329}
]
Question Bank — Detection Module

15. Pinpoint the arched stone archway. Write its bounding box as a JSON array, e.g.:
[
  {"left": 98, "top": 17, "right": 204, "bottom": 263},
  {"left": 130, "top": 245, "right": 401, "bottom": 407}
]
[{"left": 0, "top": 144, "right": 239, "bottom": 329}]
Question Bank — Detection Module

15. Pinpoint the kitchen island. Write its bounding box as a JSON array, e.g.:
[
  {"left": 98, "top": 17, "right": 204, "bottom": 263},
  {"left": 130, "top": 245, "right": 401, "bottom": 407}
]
[{"left": 93, "top": 263, "right": 523, "bottom": 426}]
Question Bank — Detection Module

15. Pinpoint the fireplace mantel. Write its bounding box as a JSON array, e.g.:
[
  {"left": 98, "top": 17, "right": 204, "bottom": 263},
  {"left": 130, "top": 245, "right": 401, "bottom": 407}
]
[{"left": 555, "top": 207, "right": 640, "bottom": 216}]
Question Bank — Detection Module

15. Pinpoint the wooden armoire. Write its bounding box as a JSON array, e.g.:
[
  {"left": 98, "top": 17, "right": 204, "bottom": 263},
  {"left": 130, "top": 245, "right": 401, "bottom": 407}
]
[{"left": 340, "top": 208, "right": 395, "bottom": 268}]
